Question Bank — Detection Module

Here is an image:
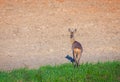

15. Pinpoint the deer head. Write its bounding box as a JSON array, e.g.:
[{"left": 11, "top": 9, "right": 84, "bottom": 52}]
[{"left": 68, "top": 28, "right": 77, "bottom": 39}]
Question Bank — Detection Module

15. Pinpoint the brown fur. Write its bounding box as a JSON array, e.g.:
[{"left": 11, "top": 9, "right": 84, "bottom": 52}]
[{"left": 68, "top": 28, "right": 83, "bottom": 67}]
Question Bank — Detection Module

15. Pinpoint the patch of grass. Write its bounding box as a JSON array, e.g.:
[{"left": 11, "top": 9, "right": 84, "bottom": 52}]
[{"left": 0, "top": 61, "right": 120, "bottom": 82}]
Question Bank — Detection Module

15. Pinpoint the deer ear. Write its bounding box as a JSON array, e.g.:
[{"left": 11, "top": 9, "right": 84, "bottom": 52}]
[
  {"left": 74, "top": 29, "right": 77, "bottom": 32},
  {"left": 68, "top": 28, "right": 71, "bottom": 32}
]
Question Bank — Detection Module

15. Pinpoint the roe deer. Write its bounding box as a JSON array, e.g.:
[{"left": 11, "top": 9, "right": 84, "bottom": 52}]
[{"left": 68, "top": 28, "right": 83, "bottom": 67}]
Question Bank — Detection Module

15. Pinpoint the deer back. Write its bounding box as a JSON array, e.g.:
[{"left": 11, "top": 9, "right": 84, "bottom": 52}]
[{"left": 72, "top": 41, "right": 83, "bottom": 53}]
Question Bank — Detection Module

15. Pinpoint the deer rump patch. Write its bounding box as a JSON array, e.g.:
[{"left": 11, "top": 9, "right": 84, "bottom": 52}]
[{"left": 73, "top": 48, "right": 82, "bottom": 60}]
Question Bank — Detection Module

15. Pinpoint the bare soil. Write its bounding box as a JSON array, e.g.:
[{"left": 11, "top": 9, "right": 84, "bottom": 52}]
[{"left": 0, "top": 0, "right": 120, "bottom": 70}]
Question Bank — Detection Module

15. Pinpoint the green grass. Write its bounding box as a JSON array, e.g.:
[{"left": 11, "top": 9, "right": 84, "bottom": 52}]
[{"left": 0, "top": 61, "right": 120, "bottom": 82}]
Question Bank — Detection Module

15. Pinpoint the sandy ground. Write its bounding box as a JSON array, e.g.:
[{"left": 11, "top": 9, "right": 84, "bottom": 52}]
[{"left": 0, "top": 0, "right": 120, "bottom": 70}]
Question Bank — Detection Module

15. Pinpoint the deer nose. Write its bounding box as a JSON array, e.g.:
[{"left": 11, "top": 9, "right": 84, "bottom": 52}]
[{"left": 70, "top": 34, "right": 73, "bottom": 38}]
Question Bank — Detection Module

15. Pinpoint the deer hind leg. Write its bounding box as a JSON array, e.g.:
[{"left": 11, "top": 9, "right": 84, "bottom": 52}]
[
  {"left": 73, "top": 51, "right": 75, "bottom": 67},
  {"left": 74, "top": 49, "right": 82, "bottom": 67},
  {"left": 73, "top": 51, "right": 78, "bottom": 67},
  {"left": 77, "top": 51, "right": 82, "bottom": 67},
  {"left": 76, "top": 53, "right": 80, "bottom": 67}
]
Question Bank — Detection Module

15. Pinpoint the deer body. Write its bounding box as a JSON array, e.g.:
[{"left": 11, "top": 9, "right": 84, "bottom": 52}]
[{"left": 69, "top": 28, "right": 83, "bottom": 67}]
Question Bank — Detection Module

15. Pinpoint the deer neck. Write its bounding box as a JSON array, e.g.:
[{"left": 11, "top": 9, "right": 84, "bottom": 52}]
[{"left": 70, "top": 38, "right": 75, "bottom": 44}]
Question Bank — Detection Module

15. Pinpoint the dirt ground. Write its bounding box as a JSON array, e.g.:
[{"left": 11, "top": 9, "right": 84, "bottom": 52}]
[{"left": 0, "top": 0, "right": 120, "bottom": 70}]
